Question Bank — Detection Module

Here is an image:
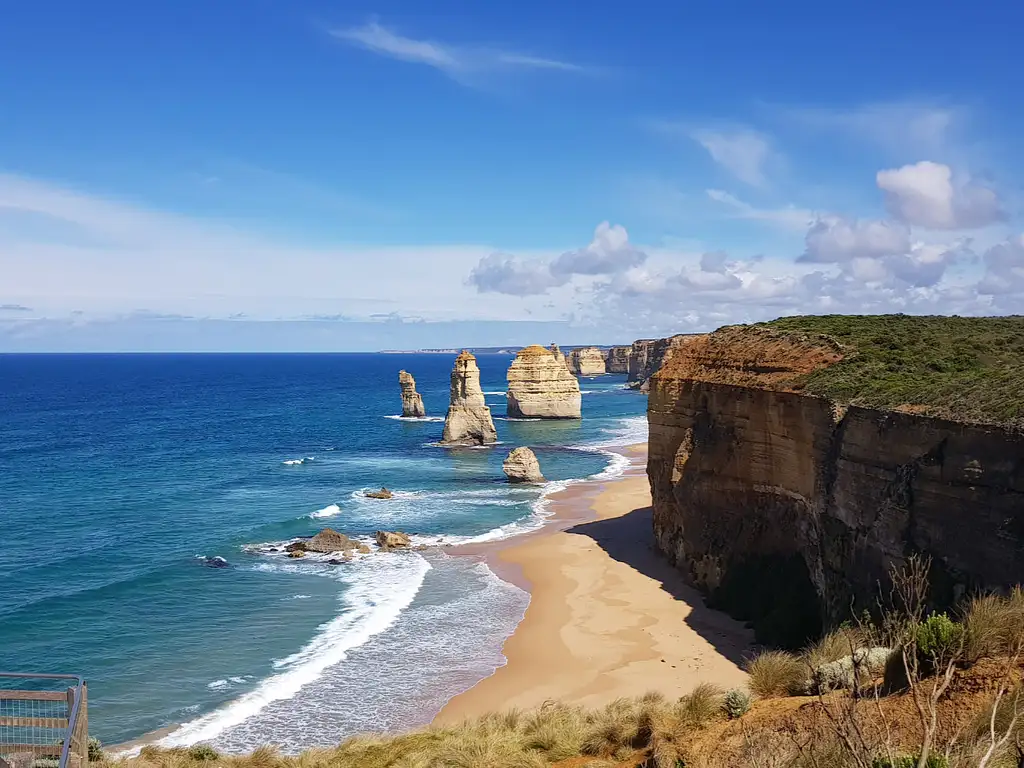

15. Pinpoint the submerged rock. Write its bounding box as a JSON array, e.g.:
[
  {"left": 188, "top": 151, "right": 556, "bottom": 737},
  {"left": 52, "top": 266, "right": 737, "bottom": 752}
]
[
  {"left": 287, "top": 550, "right": 306, "bottom": 559},
  {"left": 364, "top": 487, "right": 393, "bottom": 499},
  {"left": 567, "top": 347, "right": 607, "bottom": 376},
  {"left": 503, "top": 447, "right": 545, "bottom": 483},
  {"left": 202, "top": 556, "right": 230, "bottom": 568},
  {"left": 441, "top": 351, "right": 498, "bottom": 445},
  {"left": 506, "top": 344, "right": 582, "bottom": 419},
  {"left": 399, "top": 370, "right": 426, "bottom": 418},
  {"left": 375, "top": 530, "right": 412, "bottom": 550}
]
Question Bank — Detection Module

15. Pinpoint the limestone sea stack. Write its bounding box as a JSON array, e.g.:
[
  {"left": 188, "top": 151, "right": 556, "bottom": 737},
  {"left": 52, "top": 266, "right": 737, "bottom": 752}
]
[
  {"left": 398, "top": 370, "right": 426, "bottom": 418},
  {"left": 567, "top": 346, "right": 607, "bottom": 376},
  {"left": 502, "top": 447, "right": 545, "bottom": 483},
  {"left": 440, "top": 351, "right": 498, "bottom": 445},
  {"left": 605, "top": 346, "right": 630, "bottom": 373},
  {"left": 506, "top": 344, "right": 582, "bottom": 419}
]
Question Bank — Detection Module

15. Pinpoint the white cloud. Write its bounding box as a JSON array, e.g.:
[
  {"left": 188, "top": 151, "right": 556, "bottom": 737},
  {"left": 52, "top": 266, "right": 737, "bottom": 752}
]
[
  {"left": 977, "top": 235, "right": 1024, "bottom": 295},
  {"left": 876, "top": 161, "right": 1002, "bottom": 230},
  {"left": 467, "top": 253, "right": 567, "bottom": 296},
  {"left": 467, "top": 222, "right": 647, "bottom": 297},
  {"left": 549, "top": 222, "right": 647, "bottom": 277},
  {"left": 691, "top": 128, "right": 772, "bottom": 186},
  {"left": 329, "top": 20, "right": 587, "bottom": 85},
  {"left": 706, "top": 189, "right": 813, "bottom": 232},
  {"left": 801, "top": 216, "right": 911, "bottom": 263}
]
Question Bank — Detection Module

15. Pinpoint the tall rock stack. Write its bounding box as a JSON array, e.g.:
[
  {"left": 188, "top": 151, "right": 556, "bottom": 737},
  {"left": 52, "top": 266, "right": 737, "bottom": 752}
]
[
  {"left": 567, "top": 347, "right": 607, "bottom": 376},
  {"left": 440, "top": 351, "right": 498, "bottom": 445},
  {"left": 398, "top": 370, "right": 426, "bottom": 418},
  {"left": 506, "top": 345, "right": 582, "bottom": 419},
  {"left": 605, "top": 346, "right": 630, "bottom": 373}
]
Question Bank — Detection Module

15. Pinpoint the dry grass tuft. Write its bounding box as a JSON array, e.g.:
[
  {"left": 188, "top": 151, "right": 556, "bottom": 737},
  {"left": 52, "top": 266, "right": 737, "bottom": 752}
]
[
  {"left": 746, "top": 650, "right": 808, "bottom": 698},
  {"left": 963, "top": 590, "right": 1024, "bottom": 663},
  {"left": 802, "top": 629, "right": 866, "bottom": 671}
]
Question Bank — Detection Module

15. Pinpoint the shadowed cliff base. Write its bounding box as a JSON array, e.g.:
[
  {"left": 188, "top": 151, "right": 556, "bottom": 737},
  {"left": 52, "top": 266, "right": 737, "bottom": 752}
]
[{"left": 567, "top": 506, "right": 755, "bottom": 667}]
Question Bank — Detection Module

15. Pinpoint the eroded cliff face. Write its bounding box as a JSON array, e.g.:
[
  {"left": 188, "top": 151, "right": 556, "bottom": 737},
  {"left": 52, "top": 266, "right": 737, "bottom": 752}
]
[
  {"left": 648, "top": 328, "right": 1024, "bottom": 648},
  {"left": 568, "top": 346, "right": 607, "bottom": 376},
  {"left": 398, "top": 370, "right": 426, "bottom": 418},
  {"left": 605, "top": 346, "right": 630, "bottom": 374},
  {"left": 627, "top": 334, "right": 702, "bottom": 391}
]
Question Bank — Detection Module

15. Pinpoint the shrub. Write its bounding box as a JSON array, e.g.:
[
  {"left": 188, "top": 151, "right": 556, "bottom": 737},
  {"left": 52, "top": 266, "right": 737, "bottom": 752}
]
[
  {"left": 676, "top": 682, "right": 724, "bottom": 728},
  {"left": 186, "top": 744, "right": 220, "bottom": 762},
  {"left": 802, "top": 628, "right": 867, "bottom": 671},
  {"left": 915, "top": 612, "right": 964, "bottom": 663},
  {"left": 722, "top": 688, "right": 751, "bottom": 719},
  {"left": 746, "top": 650, "right": 807, "bottom": 697},
  {"left": 813, "top": 647, "right": 893, "bottom": 693},
  {"left": 870, "top": 754, "right": 948, "bottom": 768},
  {"left": 87, "top": 737, "right": 104, "bottom": 762}
]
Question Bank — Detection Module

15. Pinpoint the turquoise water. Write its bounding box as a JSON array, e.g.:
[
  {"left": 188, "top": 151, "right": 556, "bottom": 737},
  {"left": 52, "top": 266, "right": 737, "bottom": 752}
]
[{"left": 0, "top": 353, "right": 646, "bottom": 752}]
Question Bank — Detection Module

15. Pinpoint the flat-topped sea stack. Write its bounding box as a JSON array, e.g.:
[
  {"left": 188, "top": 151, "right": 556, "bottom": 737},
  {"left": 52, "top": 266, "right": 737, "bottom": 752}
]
[
  {"left": 398, "top": 370, "right": 426, "bottom": 417},
  {"left": 506, "top": 344, "right": 581, "bottom": 419},
  {"left": 440, "top": 351, "right": 498, "bottom": 445},
  {"left": 567, "top": 347, "right": 607, "bottom": 376},
  {"left": 605, "top": 345, "right": 630, "bottom": 373}
]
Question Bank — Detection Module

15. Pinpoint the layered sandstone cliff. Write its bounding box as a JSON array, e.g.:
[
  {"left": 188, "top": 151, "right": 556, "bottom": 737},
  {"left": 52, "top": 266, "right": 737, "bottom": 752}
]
[
  {"left": 507, "top": 345, "right": 582, "bottom": 419},
  {"left": 648, "top": 326, "right": 1024, "bottom": 648},
  {"left": 605, "top": 346, "right": 630, "bottom": 374},
  {"left": 398, "top": 370, "right": 426, "bottom": 418},
  {"left": 441, "top": 351, "right": 498, "bottom": 445},
  {"left": 567, "top": 346, "right": 607, "bottom": 376},
  {"left": 627, "top": 335, "right": 701, "bottom": 391}
]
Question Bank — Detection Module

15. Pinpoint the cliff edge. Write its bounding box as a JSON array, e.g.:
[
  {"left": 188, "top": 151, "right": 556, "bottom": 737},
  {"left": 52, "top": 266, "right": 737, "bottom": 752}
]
[{"left": 648, "top": 316, "right": 1024, "bottom": 648}]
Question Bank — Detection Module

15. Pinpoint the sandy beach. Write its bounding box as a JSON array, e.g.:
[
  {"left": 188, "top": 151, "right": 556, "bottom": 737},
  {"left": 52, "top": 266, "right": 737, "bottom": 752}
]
[{"left": 435, "top": 443, "right": 755, "bottom": 723}]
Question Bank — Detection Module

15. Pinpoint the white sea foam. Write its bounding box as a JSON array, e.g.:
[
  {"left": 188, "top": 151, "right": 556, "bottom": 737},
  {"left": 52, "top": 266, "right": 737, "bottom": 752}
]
[
  {"left": 282, "top": 457, "right": 315, "bottom": 466},
  {"left": 158, "top": 553, "right": 432, "bottom": 748},
  {"left": 308, "top": 503, "right": 342, "bottom": 520},
  {"left": 382, "top": 415, "right": 444, "bottom": 422},
  {"left": 207, "top": 680, "right": 229, "bottom": 690},
  {"left": 494, "top": 417, "right": 542, "bottom": 422},
  {"left": 482, "top": 391, "right": 507, "bottom": 395}
]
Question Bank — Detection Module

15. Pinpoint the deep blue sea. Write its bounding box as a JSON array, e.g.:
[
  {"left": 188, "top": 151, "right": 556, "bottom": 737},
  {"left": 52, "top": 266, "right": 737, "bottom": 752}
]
[{"left": 0, "top": 353, "right": 646, "bottom": 753}]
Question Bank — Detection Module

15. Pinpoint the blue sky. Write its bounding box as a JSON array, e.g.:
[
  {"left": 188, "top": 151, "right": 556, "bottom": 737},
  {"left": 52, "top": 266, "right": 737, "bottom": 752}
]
[{"left": 2, "top": 0, "right": 1022, "bottom": 350}]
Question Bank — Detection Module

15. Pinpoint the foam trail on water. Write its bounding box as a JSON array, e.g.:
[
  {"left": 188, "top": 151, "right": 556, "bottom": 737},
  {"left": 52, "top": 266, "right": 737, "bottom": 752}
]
[
  {"left": 157, "top": 554, "right": 431, "bottom": 748},
  {"left": 282, "top": 457, "right": 315, "bottom": 466},
  {"left": 382, "top": 415, "right": 444, "bottom": 422}
]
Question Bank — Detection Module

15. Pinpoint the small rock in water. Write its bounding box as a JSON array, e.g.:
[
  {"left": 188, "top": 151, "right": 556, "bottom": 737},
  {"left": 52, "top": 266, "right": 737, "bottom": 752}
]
[
  {"left": 364, "top": 487, "right": 394, "bottom": 499},
  {"left": 287, "top": 550, "right": 306, "bottom": 559},
  {"left": 375, "top": 530, "right": 412, "bottom": 550},
  {"left": 503, "top": 446, "right": 545, "bottom": 483},
  {"left": 203, "top": 556, "right": 230, "bottom": 568}
]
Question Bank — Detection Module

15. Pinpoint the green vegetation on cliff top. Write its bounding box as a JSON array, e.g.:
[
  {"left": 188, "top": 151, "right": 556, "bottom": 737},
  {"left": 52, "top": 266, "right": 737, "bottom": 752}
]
[{"left": 756, "top": 314, "right": 1024, "bottom": 427}]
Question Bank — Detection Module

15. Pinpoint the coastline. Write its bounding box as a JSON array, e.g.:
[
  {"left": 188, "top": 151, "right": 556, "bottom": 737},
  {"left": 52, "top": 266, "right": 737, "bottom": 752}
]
[{"left": 435, "top": 442, "right": 755, "bottom": 722}]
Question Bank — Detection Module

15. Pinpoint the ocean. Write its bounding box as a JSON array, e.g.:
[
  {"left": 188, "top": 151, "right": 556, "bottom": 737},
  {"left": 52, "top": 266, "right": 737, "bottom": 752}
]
[{"left": 0, "top": 352, "right": 647, "bottom": 752}]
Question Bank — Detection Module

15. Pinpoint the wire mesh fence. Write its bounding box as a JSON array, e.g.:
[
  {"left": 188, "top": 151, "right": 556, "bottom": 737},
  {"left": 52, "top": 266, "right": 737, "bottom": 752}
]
[{"left": 0, "top": 674, "right": 87, "bottom": 768}]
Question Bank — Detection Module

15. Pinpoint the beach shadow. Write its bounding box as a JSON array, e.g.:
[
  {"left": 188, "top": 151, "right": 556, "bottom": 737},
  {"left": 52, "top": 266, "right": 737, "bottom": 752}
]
[{"left": 566, "top": 506, "right": 754, "bottom": 666}]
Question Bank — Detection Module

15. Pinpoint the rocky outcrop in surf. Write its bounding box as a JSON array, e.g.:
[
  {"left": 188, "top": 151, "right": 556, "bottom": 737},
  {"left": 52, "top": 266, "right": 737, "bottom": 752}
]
[
  {"left": 364, "top": 487, "right": 393, "bottom": 499},
  {"left": 292, "top": 529, "right": 372, "bottom": 555},
  {"left": 441, "top": 351, "right": 498, "bottom": 445},
  {"left": 375, "top": 530, "right": 412, "bottom": 550},
  {"left": 399, "top": 370, "right": 426, "bottom": 418},
  {"left": 605, "top": 346, "right": 630, "bottom": 373},
  {"left": 567, "top": 347, "right": 607, "bottom": 376},
  {"left": 503, "top": 447, "right": 545, "bottom": 483},
  {"left": 506, "top": 344, "right": 581, "bottom": 419}
]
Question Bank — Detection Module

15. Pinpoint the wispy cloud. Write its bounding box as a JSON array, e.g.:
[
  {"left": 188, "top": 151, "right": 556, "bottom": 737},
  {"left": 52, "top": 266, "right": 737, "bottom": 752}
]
[
  {"left": 329, "top": 20, "right": 589, "bottom": 85},
  {"left": 705, "top": 189, "right": 813, "bottom": 232},
  {"left": 779, "top": 100, "right": 965, "bottom": 156},
  {"left": 0, "top": 303, "right": 32, "bottom": 311},
  {"left": 691, "top": 128, "right": 773, "bottom": 186}
]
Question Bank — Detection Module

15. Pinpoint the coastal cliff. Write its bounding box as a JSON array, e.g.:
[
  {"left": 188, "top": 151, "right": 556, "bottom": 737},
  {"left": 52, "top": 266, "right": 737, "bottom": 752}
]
[
  {"left": 398, "top": 370, "right": 426, "bottom": 418},
  {"left": 567, "top": 346, "right": 607, "bottom": 376},
  {"left": 507, "top": 345, "right": 582, "bottom": 419},
  {"left": 627, "top": 335, "right": 699, "bottom": 391},
  {"left": 605, "top": 346, "right": 630, "bottom": 373},
  {"left": 441, "top": 351, "right": 498, "bottom": 445},
  {"left": 647, "top": 318, "right": 1024, "bottom": 648}
]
